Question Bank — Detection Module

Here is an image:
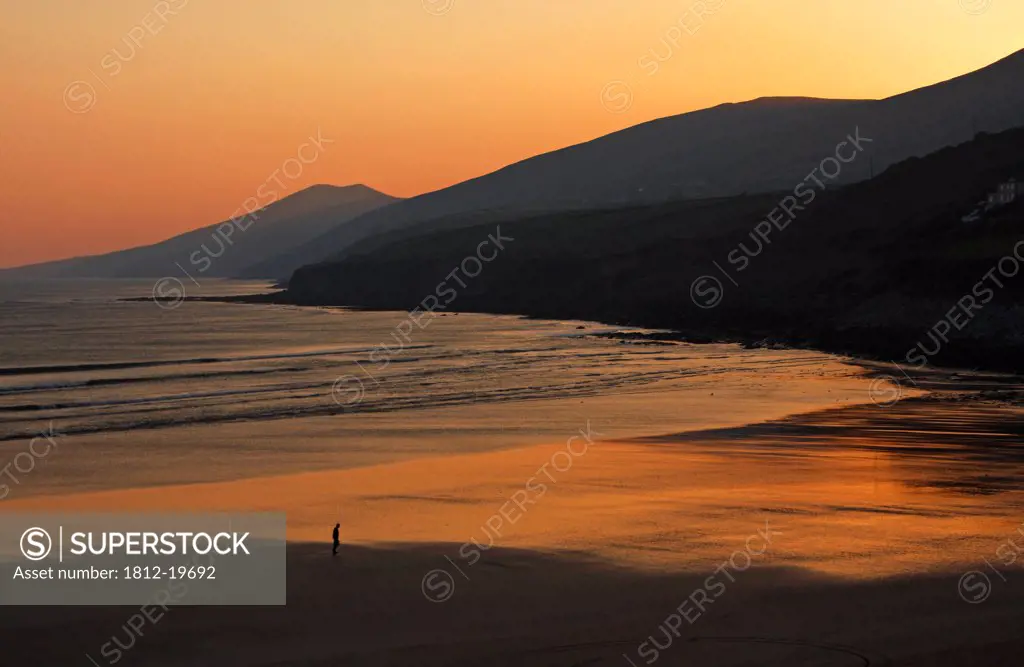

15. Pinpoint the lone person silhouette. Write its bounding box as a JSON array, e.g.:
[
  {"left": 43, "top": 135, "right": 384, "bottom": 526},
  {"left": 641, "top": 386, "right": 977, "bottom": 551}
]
[{"left": 332, "top": 523, "right": 340, "bottom": 556}]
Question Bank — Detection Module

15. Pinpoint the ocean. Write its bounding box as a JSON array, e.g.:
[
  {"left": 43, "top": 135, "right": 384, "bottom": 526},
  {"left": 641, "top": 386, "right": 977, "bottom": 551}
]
[{"left": 0, "top": 279, "right": 871, "bottom": 500}]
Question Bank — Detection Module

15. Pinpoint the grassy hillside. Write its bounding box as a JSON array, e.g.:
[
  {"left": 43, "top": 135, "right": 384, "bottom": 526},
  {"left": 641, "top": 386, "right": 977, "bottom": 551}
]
[{"left": 284, "top": 128, "right": 1024, "bottom": 372}]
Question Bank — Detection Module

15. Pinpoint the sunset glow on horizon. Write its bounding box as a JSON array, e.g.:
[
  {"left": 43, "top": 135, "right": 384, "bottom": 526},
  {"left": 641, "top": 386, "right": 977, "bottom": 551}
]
[{"left": 1, "top": 0, "right": 1022, "bottom": 268}]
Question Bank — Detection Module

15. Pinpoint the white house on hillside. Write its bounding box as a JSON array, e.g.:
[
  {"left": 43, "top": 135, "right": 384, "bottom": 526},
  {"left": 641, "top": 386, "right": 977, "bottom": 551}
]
[
  {"left": 987, "top": 178, "right": 1024, "bottom": 209},
  {"left": 963, "top": 178, "right": 1024, "bottom": 223}
]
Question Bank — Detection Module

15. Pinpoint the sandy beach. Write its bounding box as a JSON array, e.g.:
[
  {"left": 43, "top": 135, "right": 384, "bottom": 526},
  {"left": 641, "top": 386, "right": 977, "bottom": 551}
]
[
  {"left": 8, "top": 542, "right": 1024, "bottom": 666},
  {"left": 5, "top": 377, "right": 1024, "bottom": 665}
]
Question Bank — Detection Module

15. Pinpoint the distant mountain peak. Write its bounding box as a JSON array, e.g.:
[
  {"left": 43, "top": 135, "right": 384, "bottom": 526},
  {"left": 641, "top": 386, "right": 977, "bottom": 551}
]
[
  {"left": 287, "top": 183, "right": 395, "bottom": 201},
  {"left": 0, "top": 181, "right": 400, "bottom": 278},
  {"left": 304, "top": 183, "right": 389, "bottom": 195},
  {"left": 264, "top": 183, "right": 398, "bottom": 221}
]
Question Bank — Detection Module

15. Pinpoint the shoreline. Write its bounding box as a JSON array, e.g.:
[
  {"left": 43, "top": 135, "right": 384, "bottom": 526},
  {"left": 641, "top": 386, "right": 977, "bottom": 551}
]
[
  {"left": 0, "top": 350, "right": 895, "bottom": 504},
  {"left": 144, "top": 289, "right": 1024, "bottom": 387},
  {"left": 6, "top": 385, "right": 1023, "bottom": 574}
]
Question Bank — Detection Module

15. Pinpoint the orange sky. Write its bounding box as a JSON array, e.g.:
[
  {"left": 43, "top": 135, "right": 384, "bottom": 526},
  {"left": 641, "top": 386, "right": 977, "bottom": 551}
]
[{"left": 1, "top": 0, "right": 1022, "bottom": 268}]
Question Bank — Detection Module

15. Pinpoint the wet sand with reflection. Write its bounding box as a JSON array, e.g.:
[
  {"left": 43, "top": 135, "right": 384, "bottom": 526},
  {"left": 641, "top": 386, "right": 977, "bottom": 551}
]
[
  {"left": 5, "top": 387, "right": 1024, "bottom": 665},
  {"left": 7, "top": 393, "right": 1024, "bottom": 577}
]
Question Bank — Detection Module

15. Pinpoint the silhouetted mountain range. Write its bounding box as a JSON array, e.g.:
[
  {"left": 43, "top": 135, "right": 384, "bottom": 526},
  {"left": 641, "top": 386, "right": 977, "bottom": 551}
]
[
  {"left": 8, "top": 49, "right": 1024, "bottom": 282},
  {"left": 261, "top": 48, "right": 1024, "bottom": 279},
  {"left": 1, "top": 184, "right": 397, "bottom": 279},
  {"left": 281, "top": 125, "right": 1024, "bottom": 373}
]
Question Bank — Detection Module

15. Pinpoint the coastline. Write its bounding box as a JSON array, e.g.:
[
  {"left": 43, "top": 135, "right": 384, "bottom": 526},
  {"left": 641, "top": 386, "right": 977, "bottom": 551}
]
[
  {"left": 154, "top": 289, "right": 1024, "bottom": 383},
  {"left": 7, "top": 381, "right": 1023, "bottom": 573}
]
